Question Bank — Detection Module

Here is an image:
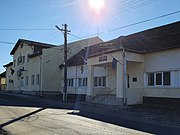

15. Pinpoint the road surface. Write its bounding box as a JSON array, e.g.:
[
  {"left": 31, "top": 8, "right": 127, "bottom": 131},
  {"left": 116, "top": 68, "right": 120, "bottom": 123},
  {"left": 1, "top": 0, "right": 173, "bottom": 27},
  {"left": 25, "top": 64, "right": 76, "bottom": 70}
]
[{"left": 0, "top": 93, "right": 179, "bottom": 135}]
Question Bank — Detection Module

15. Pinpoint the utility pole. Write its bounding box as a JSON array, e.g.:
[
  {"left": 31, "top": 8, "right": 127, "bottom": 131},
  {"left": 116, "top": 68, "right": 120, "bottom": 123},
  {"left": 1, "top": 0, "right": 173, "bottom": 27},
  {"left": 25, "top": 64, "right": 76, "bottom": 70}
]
[{"left": 55, "top": 24, "right": 70, "bottom": 102}]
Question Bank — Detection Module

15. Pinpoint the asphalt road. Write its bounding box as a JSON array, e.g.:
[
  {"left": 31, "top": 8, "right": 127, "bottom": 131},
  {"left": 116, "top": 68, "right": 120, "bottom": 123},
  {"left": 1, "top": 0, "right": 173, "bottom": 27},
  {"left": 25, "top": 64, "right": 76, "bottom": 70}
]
[{"left": 0, "top": 93, "right": 179, "bottom": 135}]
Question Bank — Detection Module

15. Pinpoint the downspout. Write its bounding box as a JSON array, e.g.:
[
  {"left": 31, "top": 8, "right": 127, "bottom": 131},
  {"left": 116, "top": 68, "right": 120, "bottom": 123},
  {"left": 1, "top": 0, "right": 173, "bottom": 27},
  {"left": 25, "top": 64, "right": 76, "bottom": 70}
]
[
  {"left": 122, "top": 46, "right": 127, "bottom": 106},
  {"left": 39, "top": 54, "right": 42, "bottom": 96},
  {"left": 75, "top": 65, "right": 78, "bottom": 94}
]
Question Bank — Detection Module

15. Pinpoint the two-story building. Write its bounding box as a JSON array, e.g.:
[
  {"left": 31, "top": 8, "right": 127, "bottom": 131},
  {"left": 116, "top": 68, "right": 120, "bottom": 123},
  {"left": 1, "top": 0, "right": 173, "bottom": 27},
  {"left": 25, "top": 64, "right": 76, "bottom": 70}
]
[
  {"left": 3, "top": 62, "right": 13, "bottom": 91},
  {"left": 6, "top": 39, "right": 57, "bottom": 94},
  {"left": 4, "top": 37, "right": 103, "bottom": 96},
  {"left": 41, "top": 37, "right": 103, "bottom": 96},
  {"left": 0, "top": 71, "right": 6, "bottom": 91}
]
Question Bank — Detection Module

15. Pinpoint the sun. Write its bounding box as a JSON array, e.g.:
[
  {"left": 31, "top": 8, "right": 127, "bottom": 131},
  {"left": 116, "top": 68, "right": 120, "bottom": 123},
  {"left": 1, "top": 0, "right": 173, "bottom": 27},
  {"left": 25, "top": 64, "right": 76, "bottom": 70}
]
[{"left": 89, "top": 0, "right": 104, "bottom": 13}]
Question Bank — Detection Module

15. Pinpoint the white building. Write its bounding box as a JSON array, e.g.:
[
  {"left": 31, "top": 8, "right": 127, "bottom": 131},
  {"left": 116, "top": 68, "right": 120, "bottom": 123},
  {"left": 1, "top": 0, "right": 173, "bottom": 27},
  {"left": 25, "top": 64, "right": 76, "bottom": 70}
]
[
  {"left": 4, "top": 39, "right": 57, "bottom": 94},
  {"left": 41, "top": 37, "right": 103, "bottom": 96},
  {"left": 85, "top": 21, "right": 180, "bottom": 106},
  {"left": 62, "top": 48, "right": 106, "bottom": 101},
  {"left": 4, "top": 37, "right": 103, "bottom": 96},
  {"left": 63, "top": 21, "right": 180, "bottom": 106}
]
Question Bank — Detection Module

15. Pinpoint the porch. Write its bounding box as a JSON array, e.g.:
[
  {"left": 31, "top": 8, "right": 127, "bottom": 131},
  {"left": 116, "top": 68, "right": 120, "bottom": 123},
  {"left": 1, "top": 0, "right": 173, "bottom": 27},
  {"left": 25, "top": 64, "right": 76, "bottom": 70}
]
[{"left": 86, "top": 51, "right": 144, "bottom": 105}]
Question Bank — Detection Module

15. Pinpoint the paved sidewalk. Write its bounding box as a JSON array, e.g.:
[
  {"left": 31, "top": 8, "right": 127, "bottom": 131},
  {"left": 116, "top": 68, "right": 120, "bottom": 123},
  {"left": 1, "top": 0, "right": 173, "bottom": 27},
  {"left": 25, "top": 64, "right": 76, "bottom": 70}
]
[{"left": 78, "top": 102, "right": 180, "bottom": 129}]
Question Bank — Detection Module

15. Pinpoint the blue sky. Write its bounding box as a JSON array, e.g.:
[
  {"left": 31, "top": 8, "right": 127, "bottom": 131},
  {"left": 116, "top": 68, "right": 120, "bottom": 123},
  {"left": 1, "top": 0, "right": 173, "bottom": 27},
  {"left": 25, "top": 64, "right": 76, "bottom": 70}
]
[{"left": 0, "top": 0, "right": 180, "bottom": 73}]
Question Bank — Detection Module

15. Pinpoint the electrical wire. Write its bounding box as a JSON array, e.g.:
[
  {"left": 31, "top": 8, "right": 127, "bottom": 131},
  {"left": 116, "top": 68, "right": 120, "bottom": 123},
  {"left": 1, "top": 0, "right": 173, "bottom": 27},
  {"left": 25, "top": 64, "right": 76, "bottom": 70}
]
[
  {"left": 0, "top": 41, "right": 15, "bottom": 45},
  {"left": 0, "top": 28, "right": 55, "bottom": 31},
  {"left": 68, "top": 10, "right": 180, "bottom": 41}
]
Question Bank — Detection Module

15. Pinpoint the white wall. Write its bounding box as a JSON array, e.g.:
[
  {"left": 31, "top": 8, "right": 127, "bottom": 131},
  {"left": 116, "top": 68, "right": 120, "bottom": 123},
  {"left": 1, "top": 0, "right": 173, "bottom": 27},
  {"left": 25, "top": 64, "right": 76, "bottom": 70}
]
[
  {"left": 144, "top": 48, "right": 180, "bottom": 98},
  {"left": 143, "top": 88, "right": 180, "bottom": 98},
  {"left": 42, "top": 37, "right": 103, "bottom": 93},
  {"left": 144, "top": 48, "right": 180, "bottom": 72},
  {"left": 127, "top": 62, "right": 144, "bottom": 88},
  {"left": 12, "top": 43, "right": 41, "bottom": 92},
  {"left": 5, "top": 65, "right": 13, "bottom": 91}
]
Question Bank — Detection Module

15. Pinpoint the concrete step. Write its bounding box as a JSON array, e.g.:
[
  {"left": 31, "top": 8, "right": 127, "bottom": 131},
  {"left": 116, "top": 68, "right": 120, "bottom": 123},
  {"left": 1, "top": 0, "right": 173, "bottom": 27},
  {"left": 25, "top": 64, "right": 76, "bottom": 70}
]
[{"left": 92, "top": 94, "right": 119, "bottom": 105}]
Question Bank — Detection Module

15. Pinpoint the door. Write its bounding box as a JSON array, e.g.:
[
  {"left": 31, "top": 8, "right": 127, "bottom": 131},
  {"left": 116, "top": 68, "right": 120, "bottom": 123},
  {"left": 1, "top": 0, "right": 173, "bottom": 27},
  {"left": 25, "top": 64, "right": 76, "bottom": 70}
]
[{"left": 127, "top": 75, "right": 130, "bottom": 88}]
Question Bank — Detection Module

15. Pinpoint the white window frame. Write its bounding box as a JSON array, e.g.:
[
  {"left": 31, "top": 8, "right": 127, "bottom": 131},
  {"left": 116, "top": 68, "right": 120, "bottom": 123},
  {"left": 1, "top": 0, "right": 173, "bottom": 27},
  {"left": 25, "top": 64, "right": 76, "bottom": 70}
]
[
  {"left": 31, "top": 75, "right": 35, "bottom": 85},
  {"left": 78, "top": 78, "right": 87, "bottom": 87},
  {"left": 67, "top": 78, "right": 74, "bottom": 87},
  {"left": 25, "top": 76, "right": 28, "bottom": 86},
  {"left": 36, "top": 74, "right": 40, "bottom": 85},
  {"left": 94, "top": 76, "right": 106, "bottom": 87},
  {"left": 147, "top": 71, "right": 171, "bottom": 87}
]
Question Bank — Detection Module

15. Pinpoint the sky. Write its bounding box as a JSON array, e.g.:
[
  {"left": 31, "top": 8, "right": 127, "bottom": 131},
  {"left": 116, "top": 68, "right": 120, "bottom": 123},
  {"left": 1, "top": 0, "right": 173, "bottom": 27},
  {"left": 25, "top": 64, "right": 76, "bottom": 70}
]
[{"left": 0, "top": 0, "right": 180, "bottom": 73}]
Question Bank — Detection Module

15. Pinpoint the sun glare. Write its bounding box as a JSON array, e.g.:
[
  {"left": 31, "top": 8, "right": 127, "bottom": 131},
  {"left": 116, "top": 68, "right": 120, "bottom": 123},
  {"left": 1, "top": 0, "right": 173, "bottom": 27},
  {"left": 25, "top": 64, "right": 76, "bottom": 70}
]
[{"left": 89, "top": 0, "right": 104, "bottom": 13}]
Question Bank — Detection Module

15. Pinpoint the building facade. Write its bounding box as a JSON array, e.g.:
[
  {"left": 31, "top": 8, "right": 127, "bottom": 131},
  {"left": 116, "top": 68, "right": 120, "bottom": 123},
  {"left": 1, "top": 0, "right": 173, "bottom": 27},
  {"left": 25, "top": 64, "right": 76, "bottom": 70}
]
[
  {"left": 4, "top": 39, "right": 56, "bottom": 94},
  {"left": 0, "top": 71, "right": 6, "bottom": 91},
  {"left": 4, "top": 37, "right": 103, "bottom": 96},
  {"left": 3, "top": 21, "right": 180, "bottom": 106},
  {"left": 85, "top": 21, "right": 180, "bottom": 105},
  {"left": 41, "top": 37, "right": 103, "bottom": 96}
]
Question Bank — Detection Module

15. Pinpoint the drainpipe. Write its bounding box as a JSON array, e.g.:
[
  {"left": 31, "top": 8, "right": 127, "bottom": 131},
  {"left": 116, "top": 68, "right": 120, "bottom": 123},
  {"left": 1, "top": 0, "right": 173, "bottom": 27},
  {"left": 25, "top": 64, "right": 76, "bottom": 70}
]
[
  {"left": 122, "top": 46, "right": 127, "bottom": 106},
  {"left": 75, "top": 65, "right": 77, "bottom": 94},
  {"left": 39, "top": 55, "right": 42, "bottom": 96}
]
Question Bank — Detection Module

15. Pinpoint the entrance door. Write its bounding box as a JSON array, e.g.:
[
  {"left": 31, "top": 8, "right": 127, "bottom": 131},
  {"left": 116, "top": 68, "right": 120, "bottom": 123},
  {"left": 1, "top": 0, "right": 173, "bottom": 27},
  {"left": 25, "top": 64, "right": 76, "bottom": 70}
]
[{"left": 127, "top": 75, "right": 130, "bottom": 88}]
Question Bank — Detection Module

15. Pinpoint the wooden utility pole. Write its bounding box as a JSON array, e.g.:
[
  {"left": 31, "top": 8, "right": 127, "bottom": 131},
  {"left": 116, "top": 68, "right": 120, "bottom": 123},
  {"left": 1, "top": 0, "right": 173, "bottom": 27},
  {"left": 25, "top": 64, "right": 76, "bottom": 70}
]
[{"left": 55, "top": 24, "right": 70, "bottom": 102}]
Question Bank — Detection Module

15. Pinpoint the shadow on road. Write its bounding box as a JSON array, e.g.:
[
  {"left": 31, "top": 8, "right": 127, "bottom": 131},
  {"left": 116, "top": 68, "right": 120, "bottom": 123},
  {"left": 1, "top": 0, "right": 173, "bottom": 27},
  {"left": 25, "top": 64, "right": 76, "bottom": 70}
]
[
  {"left": 68, "top": 107, "right": 180, "bottom": 135},
  {"left": 0, "top": 108, "right": 46, "bottom": 128},
  {"left": 0, "top": 92, "right": 180, "bottom": 135}
]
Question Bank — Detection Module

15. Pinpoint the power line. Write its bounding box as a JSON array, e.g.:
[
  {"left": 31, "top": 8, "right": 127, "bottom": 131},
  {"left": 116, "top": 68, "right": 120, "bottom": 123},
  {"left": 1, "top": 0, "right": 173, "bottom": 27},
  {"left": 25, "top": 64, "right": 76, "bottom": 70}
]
[
  {"left": 106, "top": 10, "right": 180, "bottom": 33},
  {"left": 69, "top": 10, "right": 180, "bottom": 41},
  {"left": 0, "top": 28, "right": 55, "bottom": 31},
  {"left": 1, "top": 11, "right": 180, "bottom": 44},
  {"left": 68, "top": 33, "right": 82, "bottom": 39},
  {"left": 0, "top": 41, "right": 15, "bottom": 45}
]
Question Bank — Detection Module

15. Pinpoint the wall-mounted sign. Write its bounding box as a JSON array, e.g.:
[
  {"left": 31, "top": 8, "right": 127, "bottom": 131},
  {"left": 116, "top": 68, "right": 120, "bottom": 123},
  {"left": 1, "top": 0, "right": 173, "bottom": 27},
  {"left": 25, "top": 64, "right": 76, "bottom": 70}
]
[{"left": 99, "top": 56, "right": 107, "bottom": 62}]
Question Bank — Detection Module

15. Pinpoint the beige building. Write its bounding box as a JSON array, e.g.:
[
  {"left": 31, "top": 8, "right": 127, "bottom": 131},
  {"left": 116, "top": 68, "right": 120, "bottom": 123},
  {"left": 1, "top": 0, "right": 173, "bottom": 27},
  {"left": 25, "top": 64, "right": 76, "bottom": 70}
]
[
  {"left": 0, "top": 71, "right": 6, "bottom": 91},
  {"left": 3, "top": 62, "right": 13, "bottom": 91},
  {"left": 4, "top": 39, "right": 57, "bottom": 94},
  {"left": 4, "top": 37, "right": 103, "bottom": 96},
  {"left": 41, "top": 37, "right": 103, "bottom": 96}
]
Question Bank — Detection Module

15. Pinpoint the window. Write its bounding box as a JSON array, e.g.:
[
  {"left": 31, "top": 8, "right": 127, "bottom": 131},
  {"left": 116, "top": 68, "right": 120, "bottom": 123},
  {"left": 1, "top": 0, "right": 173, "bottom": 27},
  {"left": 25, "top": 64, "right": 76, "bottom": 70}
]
[
  {"left": 94, "top": 76, "right": 106, "bottom": 87},
  {"left": 83, "top": 78, "right": 88, "bottom": 87},
  {"left": 27, "top": 56, "right": 30, "bottom": 63},
  {"left": 25, "top": 76, "right": 28, "bottom": 85},
  {"left": 78, "top": 78, "right": 87, "bottom": 87},
  {"left": 148, "top": 73, "right": 154, "bottom": 86},
  {"left": 31, "top": 75, "right": 35, "bottom": 85},
  {"left": 67, "top": 79, "right": 73, "bottom": 87},
  {"left": 102, "top": 77, "right": 106, "bottom": 86},
  {"left": 13, "top": 60, "right": 16, "bottom": 67},
  {"left": 163, "top": 72, "right": 170, "bottom": 85},
  {"left": 22, "top": 56, "right": 25, "bottom": 64},
  {"left": 147, "top": 72, "right": 170, "bottom": 86},
  {"left": 94, "top": 77, "right": 98, "bottom": 87},
  {"left": 36, "top": 74, "right": 40, "bottom": 85},
  {"left": 78, "top": 78, "right": 82, "bottom": 87},
  {"left": 156, "top": 73, "right": 162, "bottom": 85}
]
